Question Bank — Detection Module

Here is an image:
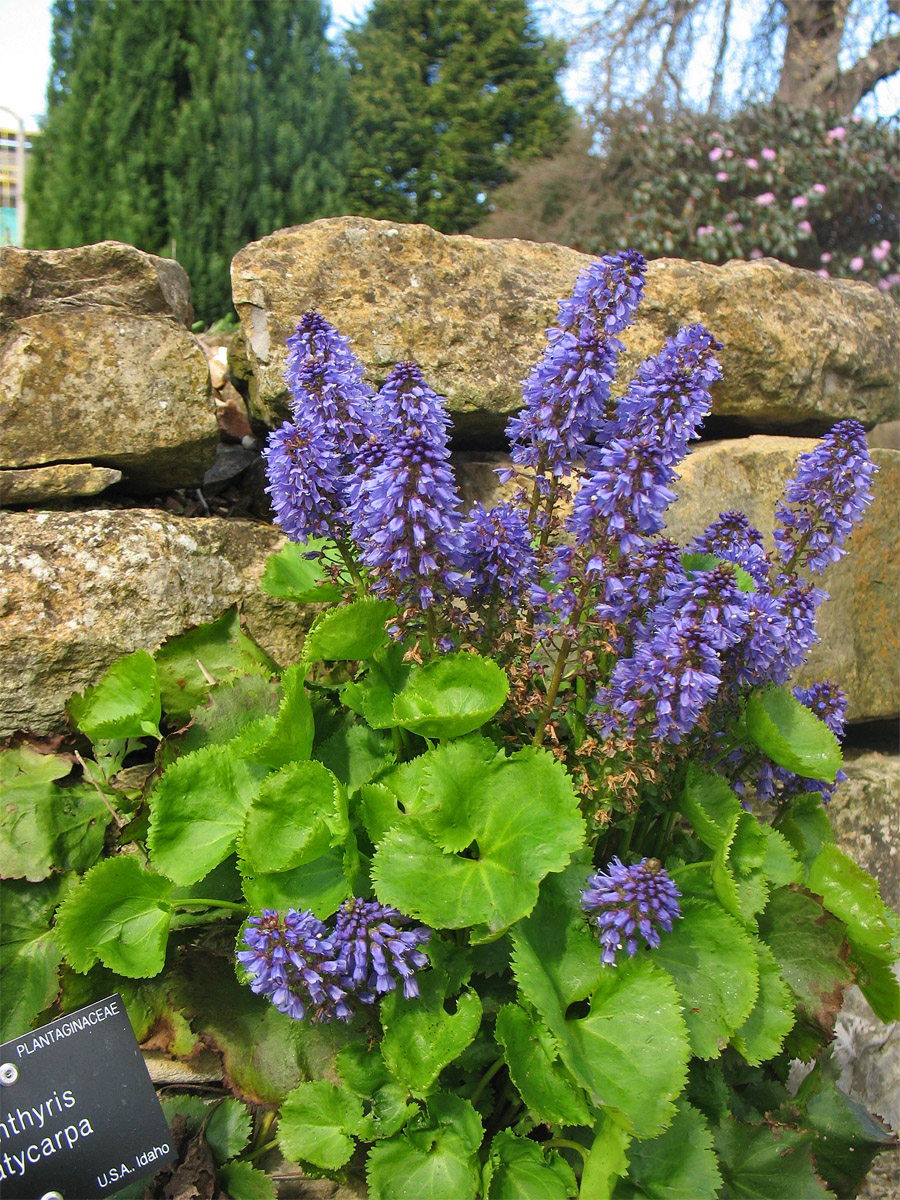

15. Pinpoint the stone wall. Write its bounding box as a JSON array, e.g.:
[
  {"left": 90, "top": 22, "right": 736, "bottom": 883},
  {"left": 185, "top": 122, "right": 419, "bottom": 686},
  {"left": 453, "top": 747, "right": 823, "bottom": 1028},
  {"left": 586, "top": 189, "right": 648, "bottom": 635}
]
[{"left": 1, "top": 218, "right": 898, "bottom": 1177}]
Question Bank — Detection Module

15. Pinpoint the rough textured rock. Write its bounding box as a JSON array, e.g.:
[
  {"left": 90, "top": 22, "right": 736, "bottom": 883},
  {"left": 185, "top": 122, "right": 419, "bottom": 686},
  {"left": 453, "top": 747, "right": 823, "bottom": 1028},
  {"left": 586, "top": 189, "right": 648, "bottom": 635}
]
[
  {"left": 0, "top": 241, "right": 194, "bottom": 328},
  {"left": 0, "top": 242, "right": 216, "bottom": 491},
  {"left": 0, "top": 463, "right": 122, "bottom": 505},
  {"left": 831, "top": 754, "right": 900, "bottom": 1165},
  {"left": 230, "top": 217, "right": 899, "bottom": 437},
  {"left": 666, "top": 440, "right": 899, "bottom": 722},
  {"left": 0, "top": 510, "right": 313, "bottom": 737}
]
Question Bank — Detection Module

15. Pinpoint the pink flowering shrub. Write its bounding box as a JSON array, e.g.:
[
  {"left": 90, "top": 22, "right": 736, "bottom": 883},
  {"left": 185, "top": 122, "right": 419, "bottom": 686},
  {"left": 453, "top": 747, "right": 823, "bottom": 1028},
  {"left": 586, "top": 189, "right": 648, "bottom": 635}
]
[{"left": 581, "top": 105, "right": 898, "bottom": 292}]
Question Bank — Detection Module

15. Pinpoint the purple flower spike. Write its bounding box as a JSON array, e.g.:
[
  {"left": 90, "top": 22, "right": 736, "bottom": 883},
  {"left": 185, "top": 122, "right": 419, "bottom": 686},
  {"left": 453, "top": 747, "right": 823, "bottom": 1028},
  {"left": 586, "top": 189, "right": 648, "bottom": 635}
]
[
  {"left": 689, "top": 511, "right": 771, "bottom": 587},
  {"left": 350, "top": 363, "right": 462, "bottom": 607},
  {"left": 582, "top": 858, "right": 682, "bottom": 966},
  {"left": 237, "top": 909, "right": 351, "bottom": 1024},
  {"left": 774, "top": 420, "right": 876, "bottom": 575},
  {"left": 453, "top": 502, "right": 537, "bottom": 610},
  {"left": 263, "top": 414, "right": 345, "bottom": 543},
  {"left": 284, "top": 311, "right": 375, "bottom": 455},
  {"left": 506, "top": 251, "right": 646, "bottom": 480},
  {"left": 331, "top": 898, "right": 430, "bottom": 1003}
]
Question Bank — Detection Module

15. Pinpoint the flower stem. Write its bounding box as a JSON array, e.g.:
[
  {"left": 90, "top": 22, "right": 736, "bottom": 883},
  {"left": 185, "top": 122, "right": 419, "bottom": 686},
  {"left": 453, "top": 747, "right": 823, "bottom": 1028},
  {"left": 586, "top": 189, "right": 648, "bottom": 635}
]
[
  {"left": 470, "top": 1057, "right": 505, "bottom": 1109},
  {"left": 545, "top": 1138, "right": 589, "bottom": 1165}
]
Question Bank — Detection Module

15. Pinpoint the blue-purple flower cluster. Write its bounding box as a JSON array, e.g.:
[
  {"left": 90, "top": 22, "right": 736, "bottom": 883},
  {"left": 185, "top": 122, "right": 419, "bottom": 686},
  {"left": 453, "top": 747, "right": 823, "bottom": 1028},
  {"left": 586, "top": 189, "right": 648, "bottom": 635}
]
[
  {"left": 237, "top": 900, "right": 430, "bottom": 1023},
  {"left": 262, "top": 255, "right": 876, "bottom": 794},
  {"left": 581, "top": 858, "right": 682, "bottom": 965}
]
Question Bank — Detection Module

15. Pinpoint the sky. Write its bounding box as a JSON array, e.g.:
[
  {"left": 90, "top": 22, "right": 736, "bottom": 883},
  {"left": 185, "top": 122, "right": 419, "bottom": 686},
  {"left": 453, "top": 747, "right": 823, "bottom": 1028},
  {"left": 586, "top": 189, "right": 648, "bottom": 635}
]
[{"left": 1, "top": 0, "right": 897, "bottom": 132}]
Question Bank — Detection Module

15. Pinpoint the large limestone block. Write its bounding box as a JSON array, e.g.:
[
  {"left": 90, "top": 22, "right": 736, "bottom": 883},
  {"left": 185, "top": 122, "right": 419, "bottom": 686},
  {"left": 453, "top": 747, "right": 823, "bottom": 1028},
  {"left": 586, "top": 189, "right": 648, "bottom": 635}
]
[
  {"left": 0, "top": 241, "right": 194, "bottom": 328},
  {"left": 0, "top": 243, "right": 216, "bottom": 491},
  {"left": 0, "top": 510, "right": 312, "bottom": 738},
  {"left": 665, "top": 439, "right": 898, "bottom": 721},
  {"left": 230, "top": 217, "right": 899, "bottom": 436}
]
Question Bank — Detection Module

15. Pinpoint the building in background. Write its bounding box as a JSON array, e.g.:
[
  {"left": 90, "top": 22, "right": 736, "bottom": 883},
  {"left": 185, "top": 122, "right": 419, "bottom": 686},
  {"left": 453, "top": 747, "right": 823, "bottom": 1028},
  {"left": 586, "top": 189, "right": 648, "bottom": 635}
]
[{"left": 0, "top": 111, "right": 35, "bottom": 245}]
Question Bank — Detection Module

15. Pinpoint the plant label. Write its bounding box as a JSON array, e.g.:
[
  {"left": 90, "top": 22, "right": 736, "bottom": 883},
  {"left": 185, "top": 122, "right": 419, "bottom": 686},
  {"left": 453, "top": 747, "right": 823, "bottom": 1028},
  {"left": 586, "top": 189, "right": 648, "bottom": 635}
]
[{"left": 0, "top": 994, "right": 174, "bottom": 1199}]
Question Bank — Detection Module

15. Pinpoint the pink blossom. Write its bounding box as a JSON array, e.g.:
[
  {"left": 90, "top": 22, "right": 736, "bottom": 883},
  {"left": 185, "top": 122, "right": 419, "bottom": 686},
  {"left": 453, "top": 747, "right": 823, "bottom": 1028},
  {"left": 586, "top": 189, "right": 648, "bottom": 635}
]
[
  {"left": 878, "top": 279, "right": 891, "bottom": 291},
  {"left": 827, "top": 126, "right": 846, "bottom": 141},
  {"left": 682, "top": 135, "right": 694, "bottom": 145},
  {"left": 820, "top": 252, "right": 832, "bottom": 263},
  {"left": 886, "top": 273, "right": 900, "bottom": 287},
  {"left": 716, "top": 171, "right": 729, "bottom": 181},
  {"left": 697, "top": 225, "right": 716, "bottom": 237},
  {"left": 879, "top": 239, "right": 892, "bottom": 251},
  {"left": 745, "top": 157, "right": 759, "bottom": 169},
  {"left": 725, "top": 149, "right": 734, "bottom": 158},
  {"left": 817, "top": 269, "right": 830, "bottom": 278},
  {"left": 755, "top": 192, "right": 776, "bottom": 206},
  {"left": 761, "top": 147, "right": 777, "bottom": 161},
  {"left": 733, "top": 222, "right": 744, "bottom": 232},
  {"left": 791, "top": 195, "right": 808, "bottom": 209},
  {"left": 849, "top": 256, "right": 864, "bottom": 272},
  {"left": 812, "top": 183, "right": 827, "bottom": 194},
  {"left": 750, "top": 249, "right": 764, "bottom": 259},
  {"left": 872, "top": 244, "right": 890, "bottom": 262},
  {"left": 797, "top": 220, "right": 812, "bottom": 234},
  {"left": 709, "top": 146, "right": 724, "bottom": 162}
]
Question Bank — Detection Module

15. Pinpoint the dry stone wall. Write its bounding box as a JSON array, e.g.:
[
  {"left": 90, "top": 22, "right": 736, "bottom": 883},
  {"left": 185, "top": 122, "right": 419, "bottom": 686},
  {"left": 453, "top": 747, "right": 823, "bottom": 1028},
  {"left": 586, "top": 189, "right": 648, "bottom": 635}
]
[{"left": 1, "top": 218, "right": 897, "bottom": 1169}]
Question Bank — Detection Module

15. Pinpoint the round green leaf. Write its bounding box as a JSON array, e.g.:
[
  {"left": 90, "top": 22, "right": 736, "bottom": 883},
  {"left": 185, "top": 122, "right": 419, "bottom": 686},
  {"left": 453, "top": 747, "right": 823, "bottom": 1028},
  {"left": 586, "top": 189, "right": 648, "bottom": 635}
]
[
  {"left": 373, "top": 743, "right": 584, "bottom": 933},
  {"left": 380, "top": 972, "right": 482, "bottom": 1096},
  {"left": 260, "top": 539, "right": 345, "bottom": 602},
  {"left": 622, "top": 1101, "right": 723, "bottom": 1199},
  {"left": 485, "top": 1131, "right": 578, "bottom": 1200},
  {"left": 148, "top": 743, "right": 268, "bottom": 885},
  {"left": 303, "top": 597, "right": 395, "bottom": 661},
  {"left": 807, "top": 843, "right": 899, "bottom": 962},
  {"left": 732, "top": 940, "right": 796, "bottom": 1066},
  {"left": 240, "top": 760, "right": 344, "bottom": 874},
  {"left": 205, "top": 1097, "right": 252, "bottom": 1163},
  {"left": 240, "top": 849, "right": 352, "bottom": 919},
  {"left": 495, "top": 1004, "right": 593, "bottom": 1127},
  {"left": 1, "top": 875, "right": 72, "bottom": 1040},
  {"left": 279, "top": 1080, "right": 363, "bottom": 1170},
  {"left": 367, "top": 1096, "right": 483, "bottom": 1200},
  {"left": 744, "top": 685, "right": 842, "bottom": 782},
  {"left": 217, "top": 1162, "right": 276, "bottom": 1200},
  {"left": 393, "top": 653, "right": 509, "bottom": 738},
  {"left": 67, "top": 649, "right": 161, "bottom": 740},
  {"left": 651, "top": 899, "right": 760, "bottom": 1061},
  {"left": 54, "top": 856, "right": 173, "bottom": 978}
]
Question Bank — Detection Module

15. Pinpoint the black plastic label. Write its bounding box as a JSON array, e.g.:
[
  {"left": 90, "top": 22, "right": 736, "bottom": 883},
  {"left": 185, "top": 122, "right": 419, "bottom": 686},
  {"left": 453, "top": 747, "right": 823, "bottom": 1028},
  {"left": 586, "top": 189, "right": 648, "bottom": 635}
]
[{"left": 0, "top": 994, "right": 175, "bottom": 1199}]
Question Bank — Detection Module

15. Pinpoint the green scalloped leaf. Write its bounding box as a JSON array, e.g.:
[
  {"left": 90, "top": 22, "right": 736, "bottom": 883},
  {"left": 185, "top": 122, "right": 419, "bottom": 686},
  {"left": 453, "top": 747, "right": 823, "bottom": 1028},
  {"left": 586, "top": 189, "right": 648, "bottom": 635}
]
[
  {"left": 511, "top": 869, "right": 690, "bottom": 1138},
  {"left": 372, "top": 742, "right": 584, "bottom": 934},
  {"left": 217, "top": 1161, "right": 276, "bottom": 1200},
  {"left": 67, "top": 649, "right": 161, "bottom": 741},
  {"left": 205, "top": 1097, "right": 252, "bottom": 1163},
  {"left": 794, "top": 1053, "right": 896, "bottom": 1198},
  {"left": 260, "top": 539, "right": 346, "bottom": 602},
  {"left": 495, "top": 1003, "right": 594, "bottom": 1127},
  {"left": 241, "top": 848, "right": 353, "bottom": 919},
  {"left": 0, "top": 875, "right": 72, "bottom": 1040},
  {"left": 484, "top": 1131, "right": 578, "bottom": 1200},
  {"left": 775, "top": 795, "right": 834, "bottom": 878},
  {"left": 679, "top": 762, "right": 743, "bottom": 851},
  {"left": 366, "top": 1094, "right": 483, "bottom": 1200},
  {"left": 315, "top": 720, "right": 395, "bottom": 793},
  {"left": 650, "top": 899, "right": 759, "bottom": 1061},
  {"left": 155, "top": 606, "right": 275, "bottom": 722},
  {"left": 713, "top": 1119, "right": 834, "bottom": 1198},
  {"left": 303, "top": 597, "right": 395, "bottom": 662},
  {"left": 759, "top": 825, "right": 803, "bottom": 888},
  {"left": 806, "top": 843, "right": 899, "bottom": 962},
  {"left": 239, "top": 760, "right": 345, "bottom": 874},
  {"left": 617, "top": 1100, "right": 723, "bottom": 1199},
  {"left": 744, "top": 686, "right": 842, "bottom": 783},
  {"left": 757, "top": 888, "right": 852, "bottom": 1045},
  {"left": 279, "top": 1080, "right": 364, "bottom": 1170},
  {"left": 54, "top": 856, "right": 173, "bottom": 977},
  {"left": 148, "top": 742, "right": 268, "bottom": 885},
  {"left": 342, "top": 642, "right": 412, "bottom": 729},
  {"left": 393, "top": 653, "right": 509, "bottom": 739},
  {"left": 380, "top": 971, "right": 482, "bottom": 1096},
  {"left": 248, "top": 663, "right": 314, "bottom": 767},
  {"left": 0, "top": 746, "right": 109, "bottom": 881},
  {"left": 849, "top": 947, "right": 900, "bottom": 1023},
  {"left": 712, "top": 813, "right": 770, "bottom": 925},
  {"left": 732, "top": 940, "right": 796, "bottom": 1066}
]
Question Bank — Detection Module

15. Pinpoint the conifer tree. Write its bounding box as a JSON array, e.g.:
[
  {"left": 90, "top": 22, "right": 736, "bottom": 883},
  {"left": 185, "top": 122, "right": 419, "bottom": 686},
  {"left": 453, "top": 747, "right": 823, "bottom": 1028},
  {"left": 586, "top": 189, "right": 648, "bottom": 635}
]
[
  {"left": 26, "top": 0, "right": 348, "bottom": 321},
  {"left": 343, "top": 0, "right": 570, "bottom": 232}
]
